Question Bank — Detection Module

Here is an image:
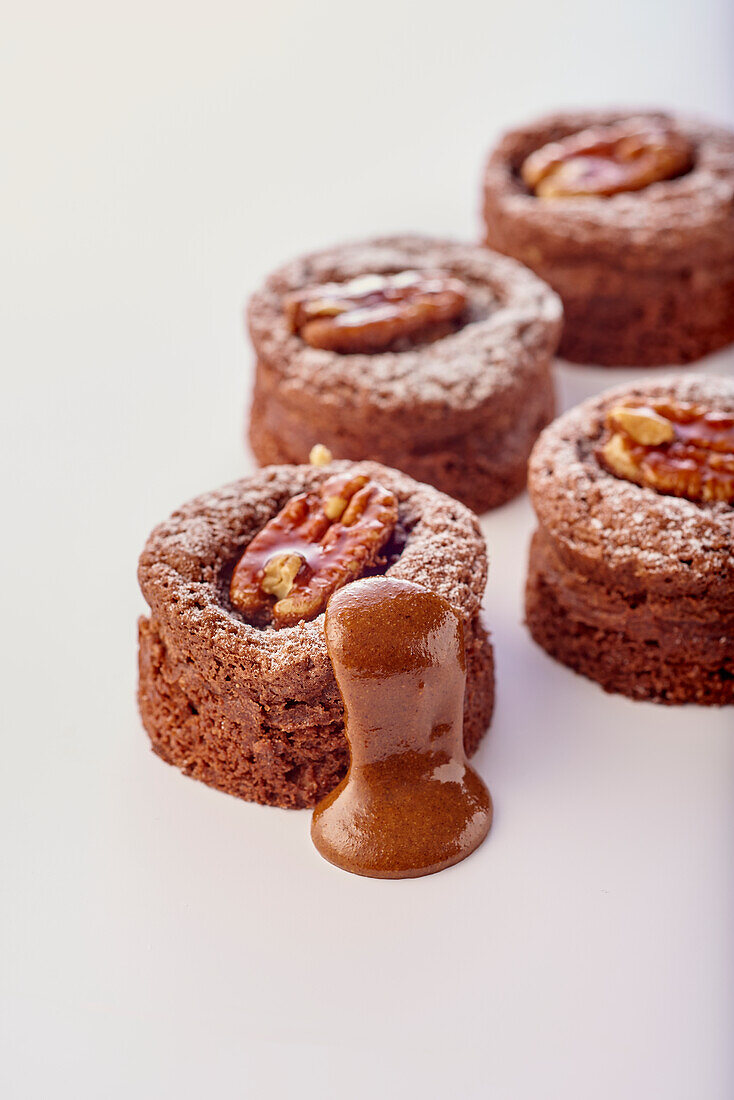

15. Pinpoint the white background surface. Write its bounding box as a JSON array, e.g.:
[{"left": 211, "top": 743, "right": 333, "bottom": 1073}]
[{"left": 3, "top": 2, "right": 734, "bottom": 1097}]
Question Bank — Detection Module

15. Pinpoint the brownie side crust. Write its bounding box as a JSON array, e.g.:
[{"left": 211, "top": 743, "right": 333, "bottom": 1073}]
[
  {"left": 526, "top": 529, "right": 734, "bottom": 705},
  {"left": 138, "top": 461, "right": 496, "bottom": 807},
  {"left": 483, "top": 110, "right": 734, "bottom": 366},
  {"left": 525, "top": 374, "right": 734, "bottom": 705},
  {"left": 249, "top": 360, "right": 555, "bottom": 513},
  {"left": 247, "top": 235, "right": 562, "bottom": 512},
  {"left": 138, "top": 612, "right": 494, "bottom": 807}
]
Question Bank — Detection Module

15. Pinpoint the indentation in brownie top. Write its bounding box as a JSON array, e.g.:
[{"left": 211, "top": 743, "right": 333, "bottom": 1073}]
[
  {"left": 227, "top": 471, "right": 399, "bottom": 628},
  {"left": 519, "top": 119, "right": 694, "bottom": 198},
  {"left": 597, "top": 400, "right": 734, "bottom": 505},
  {"left": 283, "top": 269, "right": 474, "bottom": 354}
]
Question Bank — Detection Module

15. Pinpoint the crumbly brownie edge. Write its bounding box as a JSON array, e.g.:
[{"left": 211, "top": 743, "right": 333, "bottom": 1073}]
[
  {"left": 249, "top": 364, "right": 556, "bottom": 513},
  {"left": 138, "top": 613, "right": 495, "bottom": 807},
  {"left": 553, "top": 263, "right": 734, "bottom": 366},
  {"left": 526, "top": 530, "right": 734, "bottom": 705}
]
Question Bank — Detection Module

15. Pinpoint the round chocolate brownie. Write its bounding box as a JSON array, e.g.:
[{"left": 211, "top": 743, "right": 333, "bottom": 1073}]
[
  {"left": 483, "top": 109, "right": 734, "bottom": 366},
  {"left": 138, "top": 460, "right": 495, "bottom": 807},
  {"left": 247, "top": 235, "right": 562, "bottom": 514},
  {"left": 525, "top": 374, "right": 734, "bottom": 704}
]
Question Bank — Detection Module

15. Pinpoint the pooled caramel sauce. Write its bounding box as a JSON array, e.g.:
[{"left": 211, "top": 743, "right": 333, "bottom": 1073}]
[{"left": 311, "top": 577, "right": 492, "bottom": 879}]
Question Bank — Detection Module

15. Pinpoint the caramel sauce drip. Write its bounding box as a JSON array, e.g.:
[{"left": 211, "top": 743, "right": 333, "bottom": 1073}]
[
  {"left": 521, "top": 121, "right": 693, "bottom": 198},
  {"left": 597, "top": 401, "right": 734, "bottom": 504},
  {"left": 229, "top": 474, "right": 398, "bottom": 628},
  {"left": 311, "top": 577, "right": 492, "bottom": 879},
  {"left": 284, "top": 269, "right": 469, "bottom": 354}
]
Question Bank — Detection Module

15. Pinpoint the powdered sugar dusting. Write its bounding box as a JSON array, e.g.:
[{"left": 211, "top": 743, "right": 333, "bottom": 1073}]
[
  {"left": 248, "top": 235, "right": 562, "bottom": 412},
  {"left": 138, "top": 460, "right": 488, "bottom": 686},
  {"left": 529, "top": 374, "right": 734, "bottom": 589},
  {"left": 485, "top": 110, "right": 734, "bottom": 251}
]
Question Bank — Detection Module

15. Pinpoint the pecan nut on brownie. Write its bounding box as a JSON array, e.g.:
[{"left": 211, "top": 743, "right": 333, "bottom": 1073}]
[
  {"left": 247, "top": 235, "right": 562, "bottom": 514},
  {"left": 525, "top": 374, "right": 734, "bottom": 704},
  {"left": 483, "top": 110, "right": 734, "bottom": 366},
  {"left": 138, "top": 459, "right": 495, "bottom": 807}
]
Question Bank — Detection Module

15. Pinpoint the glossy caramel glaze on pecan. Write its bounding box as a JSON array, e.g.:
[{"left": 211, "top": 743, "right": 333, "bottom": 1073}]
[
  {"left": 597, "top": 401, "right": 734, "bottom": 504},
  {"left": 521, "top": 120, "right": 693, "bottom": 198},
  {"left": 229, "top": 473, "right": 399, "bottom": 627},
  {"left": 283, "top": 270, "right": 469, "bottom": 353}
]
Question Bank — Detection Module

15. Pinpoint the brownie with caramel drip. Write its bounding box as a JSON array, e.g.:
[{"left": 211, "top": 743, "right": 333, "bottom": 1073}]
[{"left": 137, "top": 460, "right": 495, "bottom": 807}]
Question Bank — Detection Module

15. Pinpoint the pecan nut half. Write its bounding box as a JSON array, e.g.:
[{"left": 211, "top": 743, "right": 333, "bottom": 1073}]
[
  {"left": 521, "top": 121, "right": 693, "bottom": 198},
  {"left": 284, "top": 269, "right": 469, "bottom": 353},
  {"left": 230, "top": 473, "right": 399, "bottom": 627},
  {"left": 597, "top": 401, "right": 734, "bottom": 504}
]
